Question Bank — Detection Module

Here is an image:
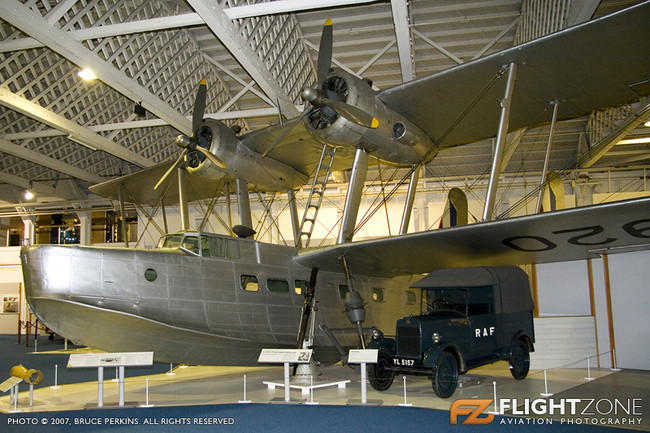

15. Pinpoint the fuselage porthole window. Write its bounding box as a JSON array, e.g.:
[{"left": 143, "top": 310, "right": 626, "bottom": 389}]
[
  {"left": 294, "top": 280, "right": 308, "bottom": 295},
  {"left": 241, "top": 275, "right": 259, "bottom": 292},
  {"left": 268, "top": 279, "right": 289, "bottom": 293}
]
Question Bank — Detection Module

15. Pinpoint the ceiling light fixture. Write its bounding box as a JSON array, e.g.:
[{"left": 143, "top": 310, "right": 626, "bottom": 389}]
[
  {"left": 78, "top": 68, "right": 98, "bottom": 80},
  {"left": 644, "top": 121, "right": 650, "bottom": 127}
]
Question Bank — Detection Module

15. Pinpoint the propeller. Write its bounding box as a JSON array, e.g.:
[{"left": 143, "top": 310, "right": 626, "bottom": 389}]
[
  {"left": 261, "top": 19, "right": 378, "bottom": 157},
  {"left": 154, "top": 79, "right": 226, "bottom": 190}
]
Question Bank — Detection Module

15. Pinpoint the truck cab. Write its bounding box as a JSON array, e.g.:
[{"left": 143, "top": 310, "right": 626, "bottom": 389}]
[{"left": 368, "top": 266, "right": 535, "bottom": 398}]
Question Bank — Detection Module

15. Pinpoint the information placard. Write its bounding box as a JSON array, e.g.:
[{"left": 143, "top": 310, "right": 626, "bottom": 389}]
[
  {"left": 258, "top": 348, "right": 313, "bottom": 364},
  {"left": 67, "top": 352, "right": 153, "bottom": 368},
  {"left": 348, "top": 349, "right": 378, "bottom": 364}
]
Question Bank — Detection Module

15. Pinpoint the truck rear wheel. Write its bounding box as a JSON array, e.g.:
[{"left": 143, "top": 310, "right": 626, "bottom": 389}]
[
  {"left": 431, "top": 351, "right": 458, "bottom": 398},
  {"left": 368, "top": 351, "right": 395, "bottom": 391},
  {"left": 509, "top": 339, "right": 530, "bottom": 380}
]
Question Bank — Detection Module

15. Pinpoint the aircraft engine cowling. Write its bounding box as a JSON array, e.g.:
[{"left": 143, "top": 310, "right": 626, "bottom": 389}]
[
  {"left": 187, "top": 119, "right": 307, "bottom": 192},
  {"left": 305, "top": 69, "right": 437, "bottom": 166}
]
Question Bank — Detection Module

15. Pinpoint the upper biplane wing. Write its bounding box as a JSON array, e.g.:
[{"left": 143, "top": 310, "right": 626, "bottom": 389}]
[
  {"left": 378, "top": 1, "right": 650, "bottom": 148},
  {"left": 294, "top": 197, "right": 650, "bottom": 278}
]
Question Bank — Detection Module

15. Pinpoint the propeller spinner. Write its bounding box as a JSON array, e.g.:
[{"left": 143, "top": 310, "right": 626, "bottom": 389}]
[{"left": 154, "top": 79, "right": 225, "bottom": 190}]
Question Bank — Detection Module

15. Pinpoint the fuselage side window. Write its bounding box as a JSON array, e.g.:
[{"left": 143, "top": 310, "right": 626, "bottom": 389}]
[
  {"left": 226, "top": 239, "right": 240, "bottom": 259},
  {"left": 268, "top": 279, "right": 289, "bottom": 293},
  {"left": 241, "top": 275, "right": 259, "bottom": 292},
  {"left": 372, "top": 288, "right": 385, "bottom": 302},
  {"left": 405, "top": 290, "right": 417, "bottom": 305},
  {"left": 338, "top": 284, "right": 349, "bottom": 299},
  {"left": 294, "top": 280, "right": 308, "bottom": 295},
  {"left": 208, "top": 236, "right": 226, "bottom": 258}
]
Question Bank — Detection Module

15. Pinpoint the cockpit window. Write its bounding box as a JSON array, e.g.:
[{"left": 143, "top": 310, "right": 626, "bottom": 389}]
[
  {"left": 160, "top": 234, "right": 183, "bottom": 249},
  {"left": 180, "top": 235, "right": 199, "bottom": 255},
  {"left": 160, "top": 233, "right": 239, "bottom": 259}
]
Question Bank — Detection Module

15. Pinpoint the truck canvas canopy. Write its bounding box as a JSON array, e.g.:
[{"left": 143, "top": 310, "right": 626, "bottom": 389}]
[{"left": 411, "top": 266, "right": 533, "bottom": 315}]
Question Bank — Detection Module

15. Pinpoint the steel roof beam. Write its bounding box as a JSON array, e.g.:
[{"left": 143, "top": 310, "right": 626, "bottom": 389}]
[
  {"left": 0, "top": 86, "right": 153, "bottom": 168},
  {"left": 390, "top": 0, "right": 414, "bottom": 82},
  {"left": 0, "top": 138, "right": 105, "bottom": 184},
  {"left": 0, "top": 0, "right": 192, "bottom": 137},
  {"left": 186, "top": 0, "right": 299, "bottom": 118}
]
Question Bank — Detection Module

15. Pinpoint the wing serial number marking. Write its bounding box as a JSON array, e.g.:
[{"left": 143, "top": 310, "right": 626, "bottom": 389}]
[
  {"left": 393, "top": 358, "right": 415, "bottom": 367},
  {"left": 502, "top": 219, "right": 650, "bottom": 252}
]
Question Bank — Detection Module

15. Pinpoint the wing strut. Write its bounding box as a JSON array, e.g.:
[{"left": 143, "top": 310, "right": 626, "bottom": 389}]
[
  {"left": 399, "top": 164, "right": 420, "bottom": 234},
  {"left": 536, "top": 100, "right": 559, "bottom": 213},
  {"left": 338, "top": 148, "right": 369, "bottom": 244},
  {"left": 483, "top": 62, "right": 517, "bottom": 221}
]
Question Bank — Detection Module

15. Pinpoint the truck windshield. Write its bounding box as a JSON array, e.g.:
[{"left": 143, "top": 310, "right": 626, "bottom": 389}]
[{"left": 422, "top": 288, "right": 468, "bottom": 315}]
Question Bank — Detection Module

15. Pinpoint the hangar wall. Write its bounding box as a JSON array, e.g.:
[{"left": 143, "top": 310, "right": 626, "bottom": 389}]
[{"left": 537, "top": 251, "right": 650, "bottom": 371}]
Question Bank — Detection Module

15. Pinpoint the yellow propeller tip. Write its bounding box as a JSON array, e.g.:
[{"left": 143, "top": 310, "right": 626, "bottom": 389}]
[
  {"left": 200, "top": 78, "right": 207, "bottom": 85},
  {"left": 371, "top": 118, "right": 379, "bottom": 129},
  {"left": 324, "top": 19, "right": 332, "bottom": 26}
]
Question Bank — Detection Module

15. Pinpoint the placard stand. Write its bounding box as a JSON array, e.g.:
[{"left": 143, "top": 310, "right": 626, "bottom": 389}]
[
  {"left": 68, "top": 352, "right": 153, "bottom": 408},
  {"left": 259, "top": 349, "right": 350, "bottom": 403},
  {"left": 346, "top": 349, "right": 382, "bottom": 405}
]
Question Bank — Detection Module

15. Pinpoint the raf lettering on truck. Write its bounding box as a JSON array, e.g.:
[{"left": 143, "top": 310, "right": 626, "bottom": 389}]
[{"left": 475, "top": 327, "right": 495, "bottom": 337}]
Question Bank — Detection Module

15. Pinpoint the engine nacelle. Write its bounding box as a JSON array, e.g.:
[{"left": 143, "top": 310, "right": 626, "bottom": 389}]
[
  {"left": 305, "top": 69, "right": 437, "bottom": 166},
  {"left": 187, "top": 119, "right": 307, "bottom": 192}
]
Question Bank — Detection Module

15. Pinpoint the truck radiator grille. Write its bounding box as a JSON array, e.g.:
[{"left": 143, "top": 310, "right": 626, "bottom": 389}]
[{"left": 397, "top": 326, "right": 420, "bottom": 358}]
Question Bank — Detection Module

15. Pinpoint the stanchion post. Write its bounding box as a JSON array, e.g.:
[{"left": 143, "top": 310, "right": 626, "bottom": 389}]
[
  {"left": 540, "top": 369, "right": 553, "bottom": 397},
  {"left": 398, "top": 376, "right": 412, "bottom": 407}
]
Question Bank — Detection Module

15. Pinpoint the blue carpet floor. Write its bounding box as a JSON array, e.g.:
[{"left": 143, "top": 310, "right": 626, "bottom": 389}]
[{"left": 1, "top": 335, "right": 644, "bottom": 432}]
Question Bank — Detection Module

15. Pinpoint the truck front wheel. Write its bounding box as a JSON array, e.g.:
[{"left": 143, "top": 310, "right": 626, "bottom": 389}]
[
  {"left": 509, "top": 339, "right": 530, "bottom": 380},
  {"left": 368, "top": 352, "right": 395, "bottom": 391},
  {"left": 431, "top": 351, "right": 458, "bottom": 398}
]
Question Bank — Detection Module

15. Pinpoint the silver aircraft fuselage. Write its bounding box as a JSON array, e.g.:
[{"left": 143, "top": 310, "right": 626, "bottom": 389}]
[{"left": 21, "top": 231, "right": 420, "bottom": 365}]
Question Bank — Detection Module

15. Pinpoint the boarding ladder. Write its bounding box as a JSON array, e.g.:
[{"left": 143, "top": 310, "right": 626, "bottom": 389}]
[{"left": 298, "top": 144, "right": 336, "bottom": 247}]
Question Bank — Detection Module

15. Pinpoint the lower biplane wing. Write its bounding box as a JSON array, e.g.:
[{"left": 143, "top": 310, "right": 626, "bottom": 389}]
[
  {"left": 294, "top": 197, "right": 650, "bottom": 278},
  {"left": 378, "top": 1, "right": 650, "bottom": 148},
  {"left": 89, "top": 161, "right": 227, "bottom": 205}
]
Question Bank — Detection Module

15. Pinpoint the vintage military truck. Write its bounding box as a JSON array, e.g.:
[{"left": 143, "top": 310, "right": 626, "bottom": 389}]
[{"left": 368, "top": 266, "right": 535, "bottom": 398}]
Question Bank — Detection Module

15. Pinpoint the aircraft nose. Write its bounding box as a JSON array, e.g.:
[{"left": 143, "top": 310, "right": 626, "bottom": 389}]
[{"left": 21, "top": 244, "right": 74, "bottom": 300}]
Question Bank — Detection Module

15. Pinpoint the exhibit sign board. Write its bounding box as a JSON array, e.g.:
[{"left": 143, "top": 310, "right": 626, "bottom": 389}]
[
  {"left": 348, "top": 349, "right": 378, "bottom": 364},
  {"left": 67, "top": 352, "right": 154, "bottom": 368},
  {"left": 0, "top": 376, "right": 22, "bottom": 393},
  {"left": 258, "top": 348, "right": 313, "bottom": 364}
]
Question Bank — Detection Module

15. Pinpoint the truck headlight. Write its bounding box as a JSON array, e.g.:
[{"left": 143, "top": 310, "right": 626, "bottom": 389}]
[
  {"left": 433, "top": 333, "right": 442, "bottom": 343},
  {"left": 371, "top": 327, "right": 384, "bottom": 340}
]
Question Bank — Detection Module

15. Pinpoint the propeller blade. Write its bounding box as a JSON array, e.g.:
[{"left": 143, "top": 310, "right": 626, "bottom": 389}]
[
  {"left": 262, "top": 108, "right": 311, "bottom": 158},
  {"left": 192, "top": 79, "right": 207, "bottom": 134},
  {"left": 154, "top": 149, "right": 188, "bottom": 190},
  {"left": 196, "top": 146, "right": 226, "bottom": 169},
  {"left": 317, "top": 19, "right": 333, "bottom": 88},
  {"left": 322, "top": 99, "right": 379, "bottom": 129}
]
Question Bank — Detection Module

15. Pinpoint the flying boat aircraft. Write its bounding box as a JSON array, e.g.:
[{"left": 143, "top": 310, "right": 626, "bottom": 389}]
[{"left": 21, "top": 3, "right": 650, "bottom": 366}]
